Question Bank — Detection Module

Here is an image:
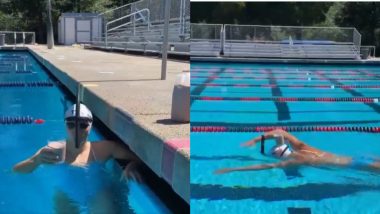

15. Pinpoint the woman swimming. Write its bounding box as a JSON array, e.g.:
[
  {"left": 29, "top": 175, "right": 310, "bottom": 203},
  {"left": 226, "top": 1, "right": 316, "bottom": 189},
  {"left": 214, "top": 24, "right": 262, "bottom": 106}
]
[{"left": 215, "top": 129, "right": 380, "bottom": 174}]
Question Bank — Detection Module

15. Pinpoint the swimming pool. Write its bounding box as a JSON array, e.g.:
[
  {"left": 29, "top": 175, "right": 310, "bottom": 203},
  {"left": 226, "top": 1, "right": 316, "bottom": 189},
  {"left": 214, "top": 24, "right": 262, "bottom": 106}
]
[
  {"left": 190, "top": 61, "right": 380, "bottom": 213},
  {"left": 0, "top": 51, "right": 170, "bottom": 213}
]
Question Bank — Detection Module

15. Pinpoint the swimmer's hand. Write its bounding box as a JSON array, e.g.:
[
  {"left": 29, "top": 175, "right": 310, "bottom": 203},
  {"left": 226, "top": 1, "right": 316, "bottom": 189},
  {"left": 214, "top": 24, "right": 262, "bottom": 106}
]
[
  {"left": 214, "top": 168, "right": 233, "bottom": 175},
  {"left": 121, "top": 161, "right": 143, "bottom": 183},
  {"left": 35, "top": 147, "right": 62, "bottom": 164}
]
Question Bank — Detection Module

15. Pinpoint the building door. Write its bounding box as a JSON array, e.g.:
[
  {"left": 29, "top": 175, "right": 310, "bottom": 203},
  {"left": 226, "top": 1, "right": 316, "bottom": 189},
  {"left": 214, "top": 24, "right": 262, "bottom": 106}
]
[{"left": 76, "top": 19, "right": 91, "bottom": 43}]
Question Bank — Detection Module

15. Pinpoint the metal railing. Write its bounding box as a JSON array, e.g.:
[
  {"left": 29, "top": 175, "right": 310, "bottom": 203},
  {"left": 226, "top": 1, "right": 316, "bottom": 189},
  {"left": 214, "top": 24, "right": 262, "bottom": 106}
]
[
  {"left": 100, "top": 0, "right": 189, "bottom": 42},
  {"left": 105, "top": 9, "right": 150, "bottom": 47},
  {"left": 223, "top": 24, "right": 361, "bottom": 59},
  {"left": 99, "top": 1, "right": 137, "bottom": 21},
  {"left": 190, "top": 23, "right": 223, "bottom": 41},
  {"left": 224, "top": 24, "right": 357, "bottom": 44},
  {"left": 353, "top": 28, "right": 362, "bottom": 55},
  {"left": 189, "top": 23, "right": 364, "bottom": 59},
  {"left": 0, "top": 31, "right": 35, "bottom": 47},
  {"left": 190, "top": 23, "right": 223, "bottom": 56}
]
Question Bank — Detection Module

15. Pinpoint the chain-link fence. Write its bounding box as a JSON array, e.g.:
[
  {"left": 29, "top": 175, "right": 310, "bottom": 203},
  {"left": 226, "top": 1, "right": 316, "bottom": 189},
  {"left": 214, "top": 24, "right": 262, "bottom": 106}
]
[
  {"left": 102, "top": 0, "right": 190, "bottom": 47},
  {"left": 191, "top": 23, "right": 222, "bottom": 41},
  {"left": 190, "top": 23, "right": 223, "bottom": 56},
  {"left": 0, "top": 31, "right": 35, "bottom": 46},
  {"left": 222, "top": 24, "right": 361, "bottom": 58},
  {"left": 224, "top": 24, "right": 359, "bottom": 45},
  {"left": 102, "top": 0, "right": 189, "bottom": 35},
  {"left": 132, "top": 0, "right": 188, "bottom": 23}
]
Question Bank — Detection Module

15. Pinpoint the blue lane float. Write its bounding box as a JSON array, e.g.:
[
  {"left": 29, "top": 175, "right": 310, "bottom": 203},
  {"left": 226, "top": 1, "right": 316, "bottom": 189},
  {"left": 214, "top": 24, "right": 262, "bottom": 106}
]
[
  {"left": 0, "top": 116, "right": 34, "bottom": 124},
  {"left": 0, "top": 81, "right": 54, "bottom": 87}
]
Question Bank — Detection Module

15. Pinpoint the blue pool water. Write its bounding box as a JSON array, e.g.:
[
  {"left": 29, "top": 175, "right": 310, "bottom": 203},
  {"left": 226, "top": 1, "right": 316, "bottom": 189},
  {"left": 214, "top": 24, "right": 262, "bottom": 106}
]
[
  {"left": 190, "top": 62, "right": 380, "bottom": 213},
  {"left": 0, "top": 51, "right": 170, "bottom": 213}
]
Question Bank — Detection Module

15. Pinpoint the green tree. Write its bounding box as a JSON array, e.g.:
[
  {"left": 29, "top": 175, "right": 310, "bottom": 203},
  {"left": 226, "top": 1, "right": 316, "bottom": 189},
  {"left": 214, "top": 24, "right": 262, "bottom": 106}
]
[
  {"left": 335, "top": 2, "right": 380, "bottom": 52},
  {"left": 0, "top": 0, "right": 126, "bottom": 43}
]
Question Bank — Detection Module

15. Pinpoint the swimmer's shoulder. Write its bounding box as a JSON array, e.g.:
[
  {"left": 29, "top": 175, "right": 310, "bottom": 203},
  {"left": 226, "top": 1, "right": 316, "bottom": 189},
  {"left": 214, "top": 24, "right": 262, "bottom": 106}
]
[{"left": 89, "top": 140, "right": 116, "bottom": 160}]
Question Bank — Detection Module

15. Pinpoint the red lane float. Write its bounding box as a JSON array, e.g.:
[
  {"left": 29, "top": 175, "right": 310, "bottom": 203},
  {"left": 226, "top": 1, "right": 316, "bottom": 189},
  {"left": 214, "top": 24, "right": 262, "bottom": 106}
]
[
  {"left": 34, "top": 119, "right": 45, "bottom": 124},
  {"left": 191, "top": 126, "right": 380, "bottom": 133}
]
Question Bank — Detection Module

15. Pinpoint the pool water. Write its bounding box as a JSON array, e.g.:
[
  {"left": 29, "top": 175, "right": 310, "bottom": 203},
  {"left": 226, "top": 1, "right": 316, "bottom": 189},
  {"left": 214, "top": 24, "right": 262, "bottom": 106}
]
[
  {"left": 190, "top": 62, "right": 380, "bottom": 213},
  {"left": 0, "top": 51, "right": 170, "bottom": 213}
]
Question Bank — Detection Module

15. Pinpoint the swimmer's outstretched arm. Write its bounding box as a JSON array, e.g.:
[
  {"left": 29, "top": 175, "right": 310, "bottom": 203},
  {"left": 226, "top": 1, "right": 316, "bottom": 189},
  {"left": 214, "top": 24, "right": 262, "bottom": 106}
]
[
  {"left": 13, "top": 147, "right": 60, "bottom": 173},
  {"left": 13, "top": 153, "right": 40, "bottom": 173},
  {"left": 241, "top": 129, "right": 303, "bottom": 148},
  {"left": 214, "top": 159, "right": 300, "bottom": 174}
]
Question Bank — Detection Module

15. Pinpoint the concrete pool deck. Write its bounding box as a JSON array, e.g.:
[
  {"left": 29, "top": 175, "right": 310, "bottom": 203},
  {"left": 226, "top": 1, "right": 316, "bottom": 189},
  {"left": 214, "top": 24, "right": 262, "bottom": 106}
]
[{"left": 26, "top": 45, "right": 190, "bottom": 203}]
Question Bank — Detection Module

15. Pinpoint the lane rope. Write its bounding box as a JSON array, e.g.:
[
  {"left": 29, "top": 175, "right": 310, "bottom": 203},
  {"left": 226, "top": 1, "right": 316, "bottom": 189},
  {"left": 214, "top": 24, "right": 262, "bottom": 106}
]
[
  {"left": 0, "top": 81, "right": 54, "bottom": 87},
  {"left": 191, "top": 70, "right": 376, "bottom": 77},
  {"left": 0, "top": 116, "right": 45, "bottom": 124},
  {"left": 191, "top": 83, "right": 380, "bottom": 89},
  {"left": 191, "top": 75, "right": 377, "bottom": 81},
  {"left": 191, "top": 95, "right": 380, "bottom": 103},
  {"left": 191, "top": 126, "right": 380, "bottom": 133}
]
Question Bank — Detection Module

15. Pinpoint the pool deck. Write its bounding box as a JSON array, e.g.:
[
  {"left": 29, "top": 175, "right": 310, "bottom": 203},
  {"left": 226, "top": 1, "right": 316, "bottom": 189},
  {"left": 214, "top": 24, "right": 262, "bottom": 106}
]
[{"left": 26, "top": 45, "right": 190, "bottom": 203}]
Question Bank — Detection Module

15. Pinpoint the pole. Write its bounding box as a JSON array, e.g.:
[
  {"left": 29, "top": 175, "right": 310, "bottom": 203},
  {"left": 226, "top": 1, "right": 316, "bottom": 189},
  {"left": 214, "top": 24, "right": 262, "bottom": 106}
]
[
  {"left": 75, "top": 83, "right": 81, "bottom": 148},
  {"left": 160, "top": 0, "right": 171, "bottom": 80},
  {"left": 47, "top": 0, "right": 54, "bottom": 49}
]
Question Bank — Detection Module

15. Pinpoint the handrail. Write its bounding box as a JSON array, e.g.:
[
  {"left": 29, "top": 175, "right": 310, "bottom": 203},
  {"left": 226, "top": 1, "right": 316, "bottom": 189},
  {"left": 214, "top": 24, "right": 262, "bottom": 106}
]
[
  {"left": 220, "top": 24, "right": 224, "bottom": 55},
  {"left": 107, "top": 17, "right": 146, "bottom": 32},
  {"left": 353, "top": 28, "right": 362, "bottom": 55},
  {"left": 106, "top": 8, "right": 149, "bottom": 25},
  {"left": 105, "top": 8, "right": 150, "bottom": 47}
]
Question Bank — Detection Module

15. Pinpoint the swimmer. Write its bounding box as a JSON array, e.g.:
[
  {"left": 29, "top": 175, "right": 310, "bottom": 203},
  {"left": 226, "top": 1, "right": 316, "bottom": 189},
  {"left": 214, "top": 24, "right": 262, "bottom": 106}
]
[
  {"left": 215, "top": 129, "right": 380, "bottom": 174},
  {"left": 13, "top": 104, "right": 144, "bottom": 213},
  {"left": 13, "top": 103, "right": 142, "bottom": 181}
]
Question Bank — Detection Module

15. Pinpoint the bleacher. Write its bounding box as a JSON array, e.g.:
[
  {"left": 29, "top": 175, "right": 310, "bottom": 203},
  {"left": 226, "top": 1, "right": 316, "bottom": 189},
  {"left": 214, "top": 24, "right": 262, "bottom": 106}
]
[
  {"left": 191, "top": 24, "right": 364, "bottom": 59},
  {"left": 86, "top": 0, "right": 190, "bottom": 56},
  {"left": 223, "top": 43, "right": 359, "bottom": 59}
]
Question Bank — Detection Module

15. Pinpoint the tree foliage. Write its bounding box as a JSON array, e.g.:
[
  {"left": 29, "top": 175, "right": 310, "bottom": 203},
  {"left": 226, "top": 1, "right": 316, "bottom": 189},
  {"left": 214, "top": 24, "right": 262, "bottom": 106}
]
[
  {"left": 0, "top": 0, "right": 127, "bottom": 42},
  {"left": 192, "top": 2, "right": 380, "bottom": 55}
]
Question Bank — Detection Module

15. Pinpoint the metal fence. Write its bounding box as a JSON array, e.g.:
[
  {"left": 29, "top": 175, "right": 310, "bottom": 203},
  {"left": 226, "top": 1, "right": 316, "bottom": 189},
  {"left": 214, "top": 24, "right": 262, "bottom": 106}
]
[
  {"left": 191, "top": 23, "right": 223, "bottom": 41},
  {"left": 101, "top": 0, "right": 190, "bottom": 37},
  {"left": 0, "top": 31, "right": 35, "bottom": 46},
  {"left": 224, "top": 24, "right": 359, "bottom": 45},
  {"left": 189, "top": 23, "right": 367, "bottom": 59},
  {"left": 190, "top": 23, "right": 223, "bottom": 56},
  {"left": 99, "top": 0, "right": 190, "bottom": 48}
]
